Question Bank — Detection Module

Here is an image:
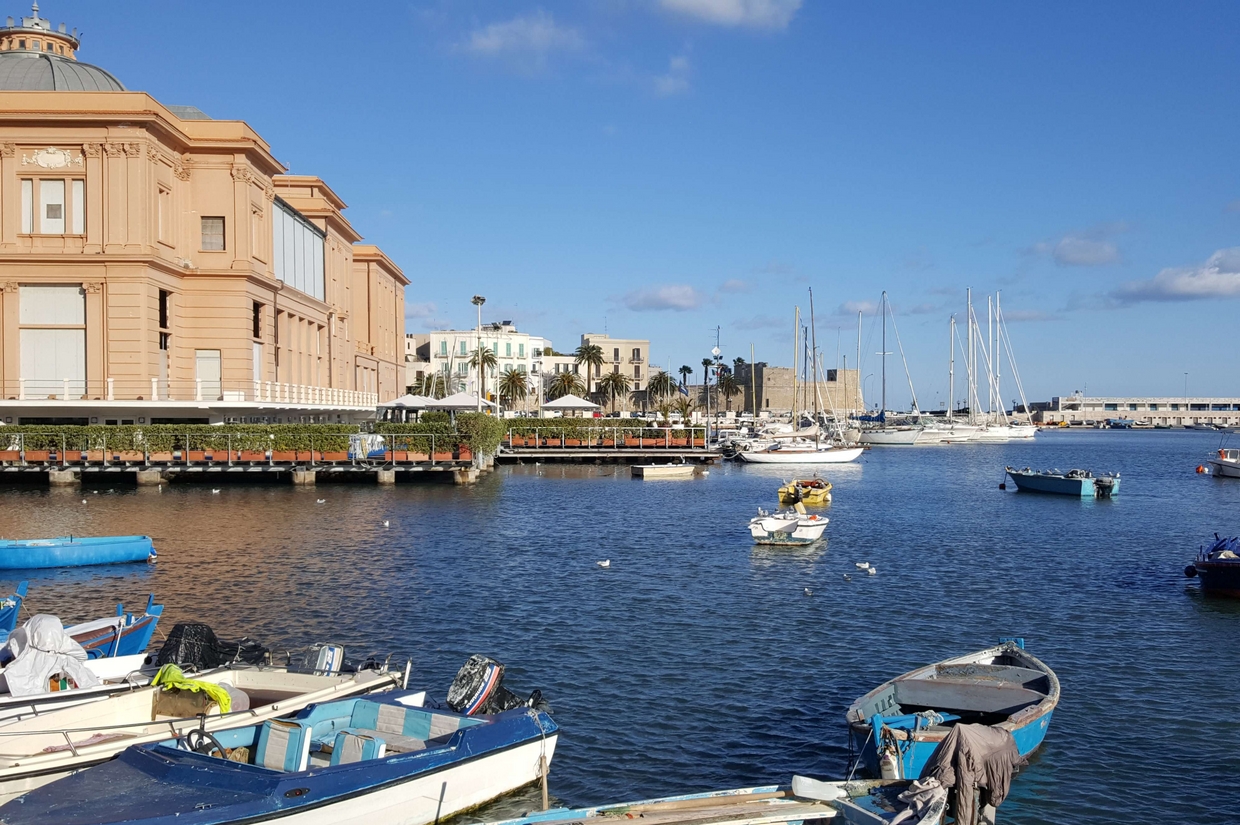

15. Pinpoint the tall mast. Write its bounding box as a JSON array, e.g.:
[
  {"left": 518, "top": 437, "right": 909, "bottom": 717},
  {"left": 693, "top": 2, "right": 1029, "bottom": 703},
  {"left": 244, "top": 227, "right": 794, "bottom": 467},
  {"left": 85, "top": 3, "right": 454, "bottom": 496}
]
[
  {"left": 791, "top": 307, "right": 799, "bottom": 425},
  {"left": 966, "top": 288, "right": 975, "bottom": 425},
  {"left": 750, "top": 343, "right": 756, "bottom": 417},
  {"left": 995, "top": 291, "right": 1002, "bottom": 419},
  {"left": 948, "top": 314, "right": 955, "bottom": 423},
  {"left": 986, "top": 295, "right": 993, "bottom": 418},
  {"left": 856, "top": 310, "right": 862, "bottom": 412},
  {"left": 809, "top": 288, "right": 819, "bottom": 445},
  {"left": 881, "top": 291, "right": 888, "bottom": 415}
]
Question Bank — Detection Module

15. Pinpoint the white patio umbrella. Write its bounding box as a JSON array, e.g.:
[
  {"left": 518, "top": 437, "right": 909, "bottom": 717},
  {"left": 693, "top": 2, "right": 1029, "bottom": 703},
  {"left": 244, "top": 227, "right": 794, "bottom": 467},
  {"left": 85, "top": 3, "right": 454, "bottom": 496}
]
[
  {"left": 540, "top": 393, "right": 599, "bottom": 411},
  {"left": 426, "top": 392, "right": 498, "bottom": 411}
]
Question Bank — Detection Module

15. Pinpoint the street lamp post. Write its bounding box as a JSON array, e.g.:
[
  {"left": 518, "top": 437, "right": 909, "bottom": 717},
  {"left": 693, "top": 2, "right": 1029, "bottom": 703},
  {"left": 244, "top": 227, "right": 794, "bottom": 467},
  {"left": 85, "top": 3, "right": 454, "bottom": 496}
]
[{"left": 472, "top": 295, "right": 486, "bottom": 412}]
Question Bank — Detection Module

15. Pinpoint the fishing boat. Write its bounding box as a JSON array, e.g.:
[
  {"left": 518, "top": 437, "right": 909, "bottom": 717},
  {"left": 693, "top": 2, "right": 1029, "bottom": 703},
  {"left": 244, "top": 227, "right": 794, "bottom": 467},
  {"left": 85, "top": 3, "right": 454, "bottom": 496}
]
[
  {"left": 748, "top": 509, "right": 828, "bottom": 545},
  {"left": 1004, "top": 467, "right": 1120, "bottom": 498},
  {"left": 1185, "top": 534, "right": 1240, "bottom": 597},
  {"left": 0, "top": 535, "right": 155, "bottom": 569},
  {"left": 0, "top": 660, "right": 402, "bottom": 803},
  {"left": 777, "top": 477, "right": 832, "bottom": 505},
  {"left": 2, "top": 690, "right": 558, "bottom": 825},
  {"left": 485, "top": 777, "right": 914, "bottom": 825},
  {"left": 846, "top": 640, "right": 1059, "bottom": 781},
  {"left": 1207, "top": 448, "right": 1240, "bottom": 479},
  {"left": 0, "top": 582, "right": 26, "bottom": 635},
  {"left": 66, "top": 594, "right": 163, "bottom": 659},
  {"left": 632, "top": 464, "right": 696, "bottom": 479},
  {"left": 740, "top": 442, "right": 864, "bottom": 464}
]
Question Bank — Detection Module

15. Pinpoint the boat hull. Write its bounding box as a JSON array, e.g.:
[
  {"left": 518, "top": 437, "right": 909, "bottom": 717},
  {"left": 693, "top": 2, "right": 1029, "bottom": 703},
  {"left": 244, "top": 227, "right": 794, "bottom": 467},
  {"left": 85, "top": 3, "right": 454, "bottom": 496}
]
[
  {"left": 1207, "top": 459, "right": 1240, "bottom": 478},
  {"left": 740, "top": 447, "right": 863, "bottom": 464},
  {"left": 1006, "top": 470, "right": 1119, "bottom": 498},
  {"left": 1187, "top": 560, "right": 1240, "bottom": 597},
  {"left": 777, "top": 480, "right": 831, "bottom": 505},
  {"left": 631, "top": 465, "right": 695, "bottom": 479},
  {"left": 858, "top": 429, "right": 921, "bottom": 446},
  {"left": 0, "top": 536, "right": 154, "bottom": 569}
]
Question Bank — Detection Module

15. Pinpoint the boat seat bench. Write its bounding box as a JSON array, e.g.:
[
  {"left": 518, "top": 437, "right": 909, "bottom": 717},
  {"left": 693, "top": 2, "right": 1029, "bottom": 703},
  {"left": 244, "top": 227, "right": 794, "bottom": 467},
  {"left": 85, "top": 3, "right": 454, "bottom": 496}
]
[{"left": 307, "top": 700, "right": 485, "bottom": 759}]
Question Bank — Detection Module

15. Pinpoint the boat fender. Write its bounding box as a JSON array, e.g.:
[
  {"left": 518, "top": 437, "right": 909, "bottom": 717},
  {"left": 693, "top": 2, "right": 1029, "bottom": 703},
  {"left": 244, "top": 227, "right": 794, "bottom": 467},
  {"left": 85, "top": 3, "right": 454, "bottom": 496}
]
[
  {"left": 1197, "top": 465, "right": 1207, "bottom": 474},
  {"left": 1185, "top": 565, "right": 1198, "bottom": 578},
  {"left": 999, "top": 482, "right": 1006, "bottom": 490}
]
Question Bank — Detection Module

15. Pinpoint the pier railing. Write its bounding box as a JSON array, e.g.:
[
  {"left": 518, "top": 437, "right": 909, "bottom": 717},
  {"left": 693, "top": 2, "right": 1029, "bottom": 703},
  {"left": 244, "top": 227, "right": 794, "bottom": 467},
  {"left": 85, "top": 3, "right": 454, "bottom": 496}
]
[
  {"left": 0, "top": 432, "right": 470, "bottom": 468},
  {"left": 502, "top": 426, "right": 709, "bottom": 450}
]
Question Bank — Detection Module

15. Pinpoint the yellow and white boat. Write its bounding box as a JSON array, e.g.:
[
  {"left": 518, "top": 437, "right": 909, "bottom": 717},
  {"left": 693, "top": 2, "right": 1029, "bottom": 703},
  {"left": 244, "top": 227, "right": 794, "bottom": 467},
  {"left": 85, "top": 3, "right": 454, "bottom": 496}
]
[{"left": 777, "top": 477, "right": 832, "bottom": 505}]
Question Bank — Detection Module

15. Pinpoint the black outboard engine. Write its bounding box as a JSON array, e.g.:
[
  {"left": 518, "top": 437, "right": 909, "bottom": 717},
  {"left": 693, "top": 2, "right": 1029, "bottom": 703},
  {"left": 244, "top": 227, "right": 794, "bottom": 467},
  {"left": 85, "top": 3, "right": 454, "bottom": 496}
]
[
  {"left": 446, "top": 655, "right": 548, "bottom": 716},
  {"left": 155, "top": 623, "right": 268, "bottom": 670}
]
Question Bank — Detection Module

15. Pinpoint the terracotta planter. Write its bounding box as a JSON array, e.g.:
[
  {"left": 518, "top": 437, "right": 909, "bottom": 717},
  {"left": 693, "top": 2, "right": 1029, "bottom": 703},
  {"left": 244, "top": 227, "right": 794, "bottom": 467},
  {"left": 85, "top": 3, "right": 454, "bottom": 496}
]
[
  {"left": 457, "top": 449, "right": 473, "bottom": 461},
  {"left": 0, "top": 450, "right": 19, "bottom": 461},
  {"left": 693, "top": 438, "right": 706, "bottom": 447},
  {"left": 117, "top": 451, "right": 145, "bottom": 462},
  {"left": 391, "top": 451, "right": 409, "bottom": 462},
  {"left": 322, "top": 451, "right": 348, "bottom": 462},
  {"left": 187, "top": 450, "right": 207, "bottom": 462},
  {"left": 565, "top": 439, "right": 581, "bottom": 447},
  {"left": 432, "top": 451, "right": 453, "bottom": 461},
  {"left": 296, "top": 451, "right": 317, "bottom": 462},
  {"left": 239, "top": 451, "right": 266, "bottom": 462},
  {"left": 408, "top": 452, "right": 430, "bottom": 462},
  {"left": 672, "top": 438, "right": 688, "bottom": 447},
  {"left": 270, "top": 451, "right": 296, "bottom": 462},
  {"left": 601, "top": 439, "right": 615, "bottom": 447},
  {"left": 83, "top": 450, "right": 104, "bottom": 462},
  {"left": 544, "top": 439, "right": 561, "bottom": 447},
  {"left": 150, "top": 451, "right": 174, "bottom": 462},
  {"left": 508, "top": 436, "right": 525, "bottom": 447},
  {"left": 23, "top": 450, "right": 49, "bottom": 462}
]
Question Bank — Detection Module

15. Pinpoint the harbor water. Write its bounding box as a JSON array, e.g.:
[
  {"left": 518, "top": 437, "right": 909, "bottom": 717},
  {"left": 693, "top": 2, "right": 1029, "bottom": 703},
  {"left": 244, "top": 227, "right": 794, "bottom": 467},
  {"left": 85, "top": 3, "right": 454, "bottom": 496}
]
[{"left": 0, "top": 429, "right": 1237, "bottom": 824}]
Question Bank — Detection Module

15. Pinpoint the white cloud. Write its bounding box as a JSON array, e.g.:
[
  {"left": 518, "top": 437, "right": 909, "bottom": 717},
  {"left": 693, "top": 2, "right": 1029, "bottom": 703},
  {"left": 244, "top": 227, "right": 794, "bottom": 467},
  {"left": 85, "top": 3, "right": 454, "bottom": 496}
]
[
  {"left": 837, "top": 300, "right": 878, "bottom": 316},
  {"left": 1002, "top": 309, "right": 1059, "bottom": 323},
  {"left": 1029, "top": 224, "right": 1126, "bottom": 267},
  {"left": 464, "top": 10, "right": 585, "bottom": 58},
  {"left": 660, "top": 0, "right": 802, "bottom": 29},
  {"left": 654, "top": 54, "right": 691, "bottom": 96},
  {"left": 719, "top": 278, "right": 751, "bottom": 293},
  {"left": 405, "top": 302, "right": 438, "bottom": 320},
  {"left": 734, "top": 314, "right": 785, "bottom": 330},
  {"left": 622, "top": 284, "right": 707, "bottom": 311},
  {"left": 1111, "top": 247, "right": 1240, "bottom": 304}
]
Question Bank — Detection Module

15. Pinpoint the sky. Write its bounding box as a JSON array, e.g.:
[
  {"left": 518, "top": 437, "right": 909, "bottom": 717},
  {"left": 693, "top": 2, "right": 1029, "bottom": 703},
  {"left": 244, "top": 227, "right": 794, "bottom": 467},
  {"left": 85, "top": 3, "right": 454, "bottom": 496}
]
[{"left": 49, "top": 0, "right": 1240, "bottom": 408}]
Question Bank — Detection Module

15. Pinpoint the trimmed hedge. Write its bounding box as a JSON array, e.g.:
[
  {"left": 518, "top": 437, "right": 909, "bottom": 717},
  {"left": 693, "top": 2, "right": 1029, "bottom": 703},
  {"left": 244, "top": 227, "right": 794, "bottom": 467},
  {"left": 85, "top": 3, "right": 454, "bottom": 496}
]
[
  {"left": 1, "top": 424, "right": 357, "bottom": 453},
  {"left": 376, "top": 413, "right": 505, "bottom": 456},
  {"left": 503, "top": 418, "right": 701, "bottom": 440}
]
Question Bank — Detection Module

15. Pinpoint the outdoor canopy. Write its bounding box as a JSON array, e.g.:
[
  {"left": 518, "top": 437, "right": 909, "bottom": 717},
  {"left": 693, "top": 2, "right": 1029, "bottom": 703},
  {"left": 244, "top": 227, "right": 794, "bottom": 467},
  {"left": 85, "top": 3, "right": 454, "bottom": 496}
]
[
  {"left": 541, "top": 393, "right": 600, "bottom": 410},
  {"left": 380, "top": 394, "right": 435, "bottom": 409},
  {"left": 426, "top": 392, "right": 498, "bottom": 410}
]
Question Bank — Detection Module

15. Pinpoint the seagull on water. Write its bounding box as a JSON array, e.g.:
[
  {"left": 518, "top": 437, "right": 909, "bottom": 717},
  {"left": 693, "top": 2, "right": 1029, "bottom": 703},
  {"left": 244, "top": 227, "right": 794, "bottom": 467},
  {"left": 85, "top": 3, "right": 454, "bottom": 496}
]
[
  {"left": 843, "top": 573, "right": 852, "bottom": 582},
  {"left": 211, "top": 489, "right": 220, "bottom": 494},
  {"left": 81, "top": 499, "right": 87, "bottom": 504},
  {"left": 804, "top": 587, "right": 813, "bottom": 597},
  {"left": 382, "top": 520, "right": 390, "bottom": 528},
  {"left": 596, "top": 560, "right": 610, "bottom": 568},
  {"left": 855, "top": 562, "right": 870, "bottom": 570},
  {"left": 316, "top": 499, "right": 326, "bottom": 504},
  {"left": 868, "top": 567, "right": 877, "bottom": 576}
]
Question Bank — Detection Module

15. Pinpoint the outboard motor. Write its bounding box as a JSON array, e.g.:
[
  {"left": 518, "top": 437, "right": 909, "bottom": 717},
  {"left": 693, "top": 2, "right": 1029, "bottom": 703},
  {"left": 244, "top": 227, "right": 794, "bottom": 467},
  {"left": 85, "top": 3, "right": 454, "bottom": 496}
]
[
  {"left": 155, "top": 623, "right": 268, "bottom": 670},
  {"left": 446, "top": 654, "right": 548, "bottom": 716}
]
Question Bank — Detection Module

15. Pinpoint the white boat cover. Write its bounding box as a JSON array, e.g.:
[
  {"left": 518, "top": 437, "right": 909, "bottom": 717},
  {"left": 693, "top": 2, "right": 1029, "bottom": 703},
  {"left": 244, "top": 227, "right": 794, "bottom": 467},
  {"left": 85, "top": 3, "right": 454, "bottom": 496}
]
[{"left": 2, "top": 615, "right": 100, "bottom": 697}]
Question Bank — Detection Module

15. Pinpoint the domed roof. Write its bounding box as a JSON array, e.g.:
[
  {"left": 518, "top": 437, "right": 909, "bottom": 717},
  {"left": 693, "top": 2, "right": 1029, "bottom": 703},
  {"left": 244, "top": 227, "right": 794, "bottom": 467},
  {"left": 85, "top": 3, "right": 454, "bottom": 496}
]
[{"left": 0, "top": 51, "right": 124, "bottom": 91}]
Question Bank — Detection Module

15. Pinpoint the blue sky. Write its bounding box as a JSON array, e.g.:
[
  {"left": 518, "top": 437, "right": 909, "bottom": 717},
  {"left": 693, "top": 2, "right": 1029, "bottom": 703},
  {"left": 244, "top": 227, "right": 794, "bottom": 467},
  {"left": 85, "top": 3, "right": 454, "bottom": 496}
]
[{"left": 57, "top": 1, "right": 1240, "bottom": 407}]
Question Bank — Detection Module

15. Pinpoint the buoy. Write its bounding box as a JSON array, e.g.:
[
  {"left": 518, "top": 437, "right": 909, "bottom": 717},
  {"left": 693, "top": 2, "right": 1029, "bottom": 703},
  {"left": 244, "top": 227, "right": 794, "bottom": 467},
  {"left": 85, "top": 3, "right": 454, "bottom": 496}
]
[
  {"left": 1197, "top": 465, "right": 1207, "bottom": 474},
  {"left": 1185, "top": 565, "right": 1198, "bottom": 578},
  {"left": 999, "top": 482, "right": 1007, "bottom": 490}
]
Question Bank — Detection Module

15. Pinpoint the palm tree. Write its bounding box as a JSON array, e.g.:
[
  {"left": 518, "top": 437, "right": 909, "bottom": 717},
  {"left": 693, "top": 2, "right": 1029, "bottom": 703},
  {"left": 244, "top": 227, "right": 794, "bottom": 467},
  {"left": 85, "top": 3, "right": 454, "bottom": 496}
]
[
  {"left": 646, "top": 370, "right": 677, "bottom": 402},
  {"left": 547, "top": 371, "right": 586, "bottom": 401},
  {"left": 410, "top": 373, "right": 447, "bottom": 399},
  {"left": 468, "top": 345, "right": 498, "bottom": 400},
  {"left": 498, "top": 367, "right": 529, "bottom": 411},
  {"left": 573, "top": 344, "right": 605, "bottom": 395},
  {"left": 672, "top": 396, "right": 696, "bottom": 420},
  {"left": 718, "top": 373, "right": 741, "bottom": 411},
  {"left": 678, "top": 365, "right": 693, "bottom": 389},
  {"left": 733, "top": 356, "right": 746, "bottom": 372},
  {"left": 598, "top": 371, "right": 633, "bottom": 413}
]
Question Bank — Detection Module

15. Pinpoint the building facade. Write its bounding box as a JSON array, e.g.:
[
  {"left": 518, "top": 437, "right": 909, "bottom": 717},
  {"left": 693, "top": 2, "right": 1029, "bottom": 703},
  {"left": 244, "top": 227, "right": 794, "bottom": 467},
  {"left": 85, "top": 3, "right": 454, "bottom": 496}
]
[
  {"left": 1038, "top": 394, "right": 1240, "bottom": 427},
  {"left": 579, "top": 332, "right": 650, "bottom": 395},
  {"left": 0, "top": 7, "right": 407, "bottom": 424},
  {"left": 732, "top": 363, "right": 863, "bottom": 416}
]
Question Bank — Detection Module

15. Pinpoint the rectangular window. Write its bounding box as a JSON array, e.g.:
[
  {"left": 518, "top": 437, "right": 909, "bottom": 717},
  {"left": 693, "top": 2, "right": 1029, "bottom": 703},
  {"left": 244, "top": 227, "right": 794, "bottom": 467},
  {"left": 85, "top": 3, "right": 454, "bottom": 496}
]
[
  {"left": 506, "top": 342, "right": 512, "bottom": 357},
  {"left": 201, "top": 216, "right": 225, "bottom": 251},
  {"left": 1149, "top": 404, "right": 1159, "bottom": 411},
  {"left": 271, "top": 198, "right": 325, "bottom": 301},
  {"left": 39, "top": 179, "right": 65, "bottom": 234},
  {"left": 20, "top": 179, "right": 31, "bottom": 233},
  {"left": 439, "top": 340, "right": 447, "bottom": 356},
  {"left": 1171, "top": 404, "right": 1180, "bottom": 411},
  {"left": 157, "top": 186, "right": 171, "bottom": 243},
  {"left": 196, "top": 349, "right": 222, "bottom": 400},
  {"left": 71, "top": 179, "right": 84, "bottom": 234},
  {"left": 253, "top": 341, "right": 262, "bottom": 382},
  {"left": 459, "top": 340, "right": 467, "bottom": 355},
  {"left": 158, "top": 290, "right": 170, "bottom": 329},
  {"left": 634, "top": 365, "right": 641, "bottom": 378},
  {"left": 1104, "top": 403, "right": 1118, "bottom": 411},
  {"left": 458, "top": 363, "right": 468, "bottom": 376},
  {"left": 252, "top": 301, "right": 263, "bottom": 339},
  {"left": 159, "top": 331, "right": 170, "bottom": 351},
  {"left": 518, "top": 343, "right": 525, "bottom": 358},
  {"left": 19, "top": 285, "right": 86, "bottom": 397},
  {"left": 613, "top": 348, "right": 620, "bottom": 361}
]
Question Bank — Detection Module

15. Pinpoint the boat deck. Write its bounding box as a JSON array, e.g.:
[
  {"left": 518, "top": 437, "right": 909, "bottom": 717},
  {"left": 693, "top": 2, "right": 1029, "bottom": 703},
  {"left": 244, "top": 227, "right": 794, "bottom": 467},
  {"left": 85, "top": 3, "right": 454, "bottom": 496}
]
[{"left": 501, "top": 791, "right": 841, "bottom": 825}]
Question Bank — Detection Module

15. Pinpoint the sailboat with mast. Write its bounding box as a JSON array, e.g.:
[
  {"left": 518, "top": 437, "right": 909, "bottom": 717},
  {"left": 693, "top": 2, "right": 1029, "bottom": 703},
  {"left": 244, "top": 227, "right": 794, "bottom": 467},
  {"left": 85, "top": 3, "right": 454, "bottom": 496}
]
[
  {"left": 962, "top": 289, "right": 1037, "bottom": 442},
  {"left": 739, "top": 291, "right": 863, "bottom": 465},
  {"left": 856, "top": 292, "right": 925, "bottom": 446}
]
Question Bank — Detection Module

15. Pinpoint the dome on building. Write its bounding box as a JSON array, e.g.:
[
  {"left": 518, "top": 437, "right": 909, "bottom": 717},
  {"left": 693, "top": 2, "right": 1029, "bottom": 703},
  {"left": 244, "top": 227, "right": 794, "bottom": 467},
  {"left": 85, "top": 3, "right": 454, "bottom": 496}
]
[
  {"left": 0, "top": 3, "right": 125, "bottom": 91},
  {"left": 0, "top": 52, "right": 123, "bottom": 91}
]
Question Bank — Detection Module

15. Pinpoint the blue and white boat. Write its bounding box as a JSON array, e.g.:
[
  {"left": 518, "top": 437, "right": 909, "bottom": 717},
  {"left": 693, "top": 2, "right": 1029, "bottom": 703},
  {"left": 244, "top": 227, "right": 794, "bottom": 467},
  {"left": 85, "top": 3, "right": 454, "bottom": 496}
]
[
  {"left": 846, "top": 640, "right": 1059, "bottom": 781},
  {"left": 0, "top": 583, "right": 26, "bottom": 635},
  {"left": 0, "top": 535, "right": 155, "bottom": 569},
  {"left": 66, "top": 594, "right": 163, "bottom": 659},
  {"left": 0, "top": 691, "right": 558, "bottom": 825},
  {"left": 1004, "top": 467, "right": 1119, "bottom": 498}
]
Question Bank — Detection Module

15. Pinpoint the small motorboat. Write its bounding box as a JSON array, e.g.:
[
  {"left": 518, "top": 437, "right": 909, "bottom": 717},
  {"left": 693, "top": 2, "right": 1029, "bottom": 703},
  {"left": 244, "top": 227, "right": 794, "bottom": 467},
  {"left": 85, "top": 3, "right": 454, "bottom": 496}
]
[
  {"left": 632, "top": 463, "right": 696, "bottom": 479},
  {"left": 1004, "top": 467, "right": 1119, "bottom": 498},
  {"left": 0, "top": 535, "right": 155, "bottom": 569},
  {"left": 4, "top": 656, "right": 555, "bottom": 825},
  {"left": 846, "top": 640, "right": 1059, "bottom": 781},
  {"left": 1185, "top": 534, "right": 1240, "bottom": 597},
  {"left": 0, "top": 583, "right": 26, "bottom": 636},
  {"left": 749, "top": 508, "right": 828, "bottom": 546},
  {"left": 778, "top": 477, "right": 832, "bottom": 505},
  {"left": 1207, "top": 448, "right": 1240, "bottom": 479}
]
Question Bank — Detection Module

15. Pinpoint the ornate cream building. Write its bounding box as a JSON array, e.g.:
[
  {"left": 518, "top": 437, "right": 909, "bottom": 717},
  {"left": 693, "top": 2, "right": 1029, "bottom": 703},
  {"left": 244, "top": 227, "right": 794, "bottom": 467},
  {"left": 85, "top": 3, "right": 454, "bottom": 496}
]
[{"left": 0, "top": 5, "right": 407, "bottom": 424}]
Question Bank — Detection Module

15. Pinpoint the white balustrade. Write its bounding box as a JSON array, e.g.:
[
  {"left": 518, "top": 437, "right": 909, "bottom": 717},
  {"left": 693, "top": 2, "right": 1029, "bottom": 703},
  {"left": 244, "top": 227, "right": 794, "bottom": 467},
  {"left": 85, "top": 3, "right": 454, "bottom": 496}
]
[
  {"left": 17, "top": 378, "right": 24, "bottom": 401},
  {"left": 106, "top": 377, "right": 114, "bottom": 401},
  {"left": 195, "top": 378, "right": 203, "bottom": 401},
  {"left": 62, "top": 377, "right": 70, "bottom": 400},
  {"left": 253, "top": 380, "right": 261, "bottom": 402}
]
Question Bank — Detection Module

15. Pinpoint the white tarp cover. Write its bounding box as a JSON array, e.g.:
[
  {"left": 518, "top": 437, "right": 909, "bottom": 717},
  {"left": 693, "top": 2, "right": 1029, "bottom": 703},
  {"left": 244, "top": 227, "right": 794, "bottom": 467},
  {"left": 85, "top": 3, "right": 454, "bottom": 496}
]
[
  {"left": 541, "top": 393, "right": 599, "bottom": 410},
  {"left": 2, "top": 614, "right": 100, "bottom": 696}
]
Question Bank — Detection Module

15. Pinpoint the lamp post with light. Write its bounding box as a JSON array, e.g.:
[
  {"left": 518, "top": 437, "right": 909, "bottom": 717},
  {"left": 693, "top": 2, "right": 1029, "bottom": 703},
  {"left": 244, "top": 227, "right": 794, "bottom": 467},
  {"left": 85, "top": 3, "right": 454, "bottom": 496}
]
[{"left": 471, "top": 295, "right": 485, "bottom": 412}]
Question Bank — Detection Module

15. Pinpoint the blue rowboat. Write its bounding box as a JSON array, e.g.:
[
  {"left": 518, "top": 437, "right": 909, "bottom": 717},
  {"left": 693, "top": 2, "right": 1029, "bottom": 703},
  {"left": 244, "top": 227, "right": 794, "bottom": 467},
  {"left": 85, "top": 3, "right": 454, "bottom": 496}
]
[
  {"left": 846, "top": 640, "right": 1059, "bottom": 781},
  {"left": 67, "top": 594, "right": 163, "bottom": 659},
  {"left": 0, "top": 582, "right": 27, "bottom": 634},
  {"left": 0, "top": 535, "right": 155, "bottom": 569},
  {"left": 0, "top": 691, "right": 559, "bottom": 825},
  {"left": 1004, "top": 467, "right": 1119, "bottom": 498}
]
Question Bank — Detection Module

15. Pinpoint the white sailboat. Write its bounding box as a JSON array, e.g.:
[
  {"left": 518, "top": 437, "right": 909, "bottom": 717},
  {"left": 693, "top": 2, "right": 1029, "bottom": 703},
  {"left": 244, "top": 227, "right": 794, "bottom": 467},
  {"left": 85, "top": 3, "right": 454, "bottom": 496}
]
[
  {"left": 961, "top": 290, "right": 1037, "bottom": 442},
  {"left": 857, "top": 292, "right": 926, "bottom": 446}
]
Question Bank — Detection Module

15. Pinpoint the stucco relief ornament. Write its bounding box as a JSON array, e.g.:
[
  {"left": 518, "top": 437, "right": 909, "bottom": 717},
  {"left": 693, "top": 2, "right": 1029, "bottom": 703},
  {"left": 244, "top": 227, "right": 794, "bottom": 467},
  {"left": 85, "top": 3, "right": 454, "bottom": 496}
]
[
  {"left": 83, "top": 282, "right": 103, "bottom": 294},
  {"left": 231, "top": 165, "right": 251, "bottom": 183},
  {"left": 103, "top": 143, "right": 125, "bottom": 158},
  {"left": 82, "top": 143, "right": 101, "bottom": 158},
  {"left": 1, "top": 282, "right": 17, "bottom": 293},
  {"left": 0, "top": 144, "right": 14, "bottom": 158},
  {"left": 173, "top": 160, "right": 190, "bottom": 181},
  {"left": 123, "top": 142, "right": 142, "bottom": 157},
  {"left": 21, "top": 147, "right": 83, "bottom": 169}
]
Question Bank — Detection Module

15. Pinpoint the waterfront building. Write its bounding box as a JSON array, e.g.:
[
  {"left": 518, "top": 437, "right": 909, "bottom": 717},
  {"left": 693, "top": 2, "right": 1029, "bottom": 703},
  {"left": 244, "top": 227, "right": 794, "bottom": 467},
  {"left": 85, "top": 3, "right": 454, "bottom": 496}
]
[
  {"left": 730, "top": 363, "right": 863, "bottom": 416},
  {"left": 0, "top": 6, "right": 407, "bottom": 425},
  {"left": 408, "top": 322, "right": 552, "bottom": 401},
  {"left": 579, "top": 333, "right": 650, "bottom": 395},
  {"left": 1039, "top": 394, "right": 1240, "bottom": 427}
]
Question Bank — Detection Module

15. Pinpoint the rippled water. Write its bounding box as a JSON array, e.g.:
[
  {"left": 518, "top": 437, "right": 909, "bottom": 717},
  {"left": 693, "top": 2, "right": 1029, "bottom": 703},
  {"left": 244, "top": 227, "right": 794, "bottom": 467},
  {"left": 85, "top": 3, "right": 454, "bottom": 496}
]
[{"left": 1, "top": 430, "right": 1238, "bottom": 824}]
